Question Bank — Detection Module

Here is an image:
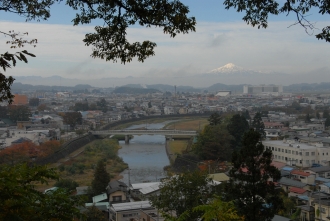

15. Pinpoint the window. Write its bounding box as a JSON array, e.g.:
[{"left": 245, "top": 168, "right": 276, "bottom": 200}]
[
  {"left": 113, "top": 196, "right": 122, "bottom": 202},
  {"left": 282, "top": 149, "right": 284, "bottom": 152},
  {"left": 275, "top": 147, "right": 277, "bottom": 151},
  {"left": 299, "top": 152, "right": 302, "bottom": 156},
  {"left": 288, "top": 150, "right": 291, "bottom": 154},
  {"left": 278, "top": 148, "right": 280, "bottom": 152},
  {"left": 306, "top": 152, "right": 309, "bottom": 156},
  {"left": 272, "top": 147, "right": 274, "bottom": 151},
  {"left": 306, "top": 160, "right": 309, "bottom": 165},
  {"left": 123, "top": 213, "right": 138, "bottom": 218},
  {"left": 296, "top": 151, "right": 299, "bottom": 155},
  {"left": 323, "top": 153, "right": 325, "bottom": 155},
  {"left": 285, "top": 149, "right": 287, "bottom": 153},
  {"left": 282, "top": 156, "right": 284, "bottom": 160},
  {"left": 312, "top": 152, "right": 315, "bottom": 156}
]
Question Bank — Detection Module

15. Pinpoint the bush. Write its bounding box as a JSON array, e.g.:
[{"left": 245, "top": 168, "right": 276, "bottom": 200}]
[{"left": 54, "top": 178, "right": 79, "bottom": 191}]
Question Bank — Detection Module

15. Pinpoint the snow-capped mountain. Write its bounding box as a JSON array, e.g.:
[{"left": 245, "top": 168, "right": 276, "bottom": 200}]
[{"left": 209, "top": 63, "right": 244, "bottom": 73}]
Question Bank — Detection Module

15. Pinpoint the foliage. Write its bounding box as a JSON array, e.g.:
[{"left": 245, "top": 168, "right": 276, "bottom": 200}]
[
  {"left": 305, "top": 113, "right": 311, "bottom": 123},
  {"left": 323, "top": 110, "right": 330, "bottom": 119},
  {"left": 0, "top": 140, "right": 61, "bottom": 165},
  {"left": 54, "top": 178, "right": 79, "bottom": 191},
  {"left": 0, "top": 30, "right": 37, "bottom": 103},
  {"left": 38, "top": 103, "right": 48, "bottom": 111},
  {"left": 91, "top": 160, "right": 111, "bottom": 195},
  {"left": 83, "top": 206, "right": 105, "bottom": 221},
  {"left": 193, "top": 124, "right": 233, "bottom": 161},
  {"left": 251, "top": 112, "right": 266, "bottom": 138},
  {"left": 29, "top": 97, "right": 40, "bottom": 106},
  {"left": 2, "top": 0, "right": 196, "bottom": 64},
  {"left": 178, "top": 197, "right": 244, "bottom": 221},
  {"left": 242, "top": 110, "right": 251, "bottom": 120},
  {"left": 227, "top": 114, "right": 249, "bottom": 151},
  {"left": 325, "top": 118, "right": 330, "bottom": 128},
  {"left": 97, "top": 98, "right": 108, "bottom": 113},
  {"left": 225, "top": 129, "right": 283, "bottom": 221},
  {"left": 277, "top": 191, "right": 298, "bottom": 218},
  {"left": 208, "top": 112, "right": 222, "bottom": 126},
  {"left": 224, "top": 0, "right": 330, "bottom": 43},
  {"left": 62, "top": 111, "right": 82, "bottom": 128},
  {"left": 150, "top": 170, "right": 215, "bottom": 220},
  {"left": 73, "top": 102, "right": 89, "bottom": 111},
  {"left": 8, "top": 105, "right": 31, "bottom": 122},
  {"left": 0, "top": 163, "right": 83, "bottom": 220}
]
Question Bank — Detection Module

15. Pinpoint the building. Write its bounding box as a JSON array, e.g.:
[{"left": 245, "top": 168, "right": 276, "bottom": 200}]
[
  {"left": 263, "top": 139, "right": 330, "bottom": 167},
  {"left": 12, "top": 94, "right": 28, "bottom": 105},
  {"left": 243, "top": 85, "right": 283, "bottom": 95}
]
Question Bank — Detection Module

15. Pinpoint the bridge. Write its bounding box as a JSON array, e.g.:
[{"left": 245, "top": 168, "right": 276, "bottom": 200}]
[{"left": 92, "top": 130, "right": 197, "bottom": 143}]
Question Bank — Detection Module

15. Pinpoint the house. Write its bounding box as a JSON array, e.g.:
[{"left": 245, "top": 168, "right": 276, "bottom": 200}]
[
  {"left": 290, "top": 170, "right": 315, "bottom": 185},
  {"left": 278, "top": 177, "right": 308, "bottom": 193},
  {"left": 109, "top": 201, "right": 153, "bottom": 221},
  {"left": 306, "top": 166, "right": 330, "bottom": 179},
  {"left": 106, "top": 180, "right": 129, "bottom": 204}
]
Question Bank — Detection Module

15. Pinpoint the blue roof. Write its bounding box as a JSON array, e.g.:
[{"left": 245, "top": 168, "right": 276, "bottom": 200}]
[
  {"left": 298, "top": 195, "right": 309, "bottom": 201},
  {"left": 322, "top": 182, "right": 330, "bottom": 188},
  {"left": 281, "top": 166, "right": 294, "bottom": 171},
  {"left": 316, "top": 177, "right": 330, "bottom": 183}
]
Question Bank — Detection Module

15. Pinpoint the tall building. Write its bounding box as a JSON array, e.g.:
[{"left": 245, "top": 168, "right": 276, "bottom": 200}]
[{"left": 243, "top": 85, "right": 283, "bottom": 95}]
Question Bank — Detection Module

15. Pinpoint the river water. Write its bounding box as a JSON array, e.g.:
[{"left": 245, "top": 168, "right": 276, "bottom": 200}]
[{"left": 117, "top": 121, "right": 173, "bottom": 185}]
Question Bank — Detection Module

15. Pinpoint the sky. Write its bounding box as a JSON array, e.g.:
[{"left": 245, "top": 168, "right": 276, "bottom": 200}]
[{"left": 0, "top": 0, "right": 329, "bottom": 87}]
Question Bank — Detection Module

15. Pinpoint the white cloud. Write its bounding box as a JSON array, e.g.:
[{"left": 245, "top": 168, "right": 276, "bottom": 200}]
[{"left": 0, "top": 20, "right": 329, "bottom": 84}]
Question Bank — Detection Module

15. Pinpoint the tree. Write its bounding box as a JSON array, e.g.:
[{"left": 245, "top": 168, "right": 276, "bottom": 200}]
[
  {"left": 62, "top": 112, "right": 82, "bottom": 128},
  {"left": 37, "top": 103, "right": 48, "bottom": 111},
  {"left": 242, "top": 110, "right": 251, "bottom": 120},
  {"left": 73, "top": 102, "right": 89, "bottom": 111},
  {"left": 251, "top": 112, "right": 266, "bottom": 138},
  {"left": 38, "top": 140, "right": 61, "bottom": 157},
  {"left": 325, "top": 118, "right": 330, "bottom": 128},
  {"left": 225, "top": 129, "right": 283, "bottom": 221},
  {"left": 29, "top": 98, "right": 40, "bottom": 106},
  {"left": 227, "top": 114, "right": 249, "bottom": 150},
  {"left": 0, "top": 143, "right": 30, "bottom": 165},
  {"left": 97, "top": 98, "right": 108, "bottom": 113},
  {"left": 1, "top": 0, "right": 195, "bottom": 64},
  {"left": 178, "top": 197, "right": 244, "bottom": 221},
  {"left": 91, "top": 160, "right": 111, "bottom": 195},
  {"left": 54, "top": 179, "right": 79, "bottom": 192},
  {"left": 150, "top": 170, "right": 216, "bottom": 221},
  {"left": 0, "top": 31, "right": 36, "bottom": 104},
  {"left": 83, "top": 206, "right": 105, "bottom": 221},
  {"left": 208, "top": 112, "right": 222, "bottom": 126},
  {"left": 0, "top": 163, "right": 83, "bottom": 220},
  {"left": 7, "top": 105, "right": 31, "bottom": 122},
  {"left": 224, "top": 0, "right": 330, "bottom": 43},
  {"left": 193, "top": 124, "right": 233, "bottom": 161},
  {"left": 323, "top": 110, "right": 330, "bottom": 119}
]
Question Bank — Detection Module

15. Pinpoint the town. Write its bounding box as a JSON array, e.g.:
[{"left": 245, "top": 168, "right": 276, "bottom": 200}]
[{"left": 1, "top": 84, "right": 330, "bottom": 220}]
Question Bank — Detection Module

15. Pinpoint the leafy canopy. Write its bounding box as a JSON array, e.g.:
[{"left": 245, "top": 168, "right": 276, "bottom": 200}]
[
  {"left": 0, "top": 163, "right": 83, "bottom": 220},
  {"left": 224, "top": 0, "right": 330, "bottom": 42},
  {"left": 1, "top": 0, "right": 196, "bottom": 64}
]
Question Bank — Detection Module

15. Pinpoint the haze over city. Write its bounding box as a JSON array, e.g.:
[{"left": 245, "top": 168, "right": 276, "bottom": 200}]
[{"left": 1, "top": 0, "right": 329, "bottom": 87}]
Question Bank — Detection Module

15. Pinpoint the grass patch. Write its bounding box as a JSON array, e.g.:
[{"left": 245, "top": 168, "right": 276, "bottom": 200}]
[
  {"left": 169, "top": 140, "right": 188, "bottom": 155},
  {"left": 165, "top": 118, "right": 208, "bottom": 131}
]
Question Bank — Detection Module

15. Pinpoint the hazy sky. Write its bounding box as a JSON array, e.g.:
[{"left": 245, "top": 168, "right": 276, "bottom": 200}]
[{"left": 1, "top": 0, "right": 329, "bottom": 85}]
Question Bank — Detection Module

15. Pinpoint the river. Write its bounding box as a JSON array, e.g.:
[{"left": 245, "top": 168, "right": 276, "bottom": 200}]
[{"left": 117, "top": 121, "right": 174, "bottom": 185}]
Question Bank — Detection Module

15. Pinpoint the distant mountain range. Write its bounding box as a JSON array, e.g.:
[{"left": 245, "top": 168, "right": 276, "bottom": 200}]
[
  {"left": 11, "top": 63, "right": 330, "bottom": 91},
  {"left": 11, "top": 81, "right": 330, "bottom": 94}
]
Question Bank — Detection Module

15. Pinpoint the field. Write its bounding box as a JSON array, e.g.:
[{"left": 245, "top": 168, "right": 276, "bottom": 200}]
[{"left": 36, "top": 139, "right": 128, "bottom": 191}]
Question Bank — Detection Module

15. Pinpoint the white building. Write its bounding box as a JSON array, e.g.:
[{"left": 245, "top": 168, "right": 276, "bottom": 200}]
[
  {"left": 263, "top": 139, "right": 330, "bottom": 167},
  {"left": 243, "top": 85, "right": 283, "bottom": 95}
]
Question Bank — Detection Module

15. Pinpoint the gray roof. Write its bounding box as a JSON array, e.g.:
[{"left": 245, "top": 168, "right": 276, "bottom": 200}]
[
  {"left": 107, "top": 180, "right": 128, "bottom": 194},
  {"left": 272, "top": 215, "right": 292, "bottom": 221},
  {"left": 309, "top": 166, "right": 330, "bottom": 173},
  {"left": 111, "top": 201, "right": 152, "bottom": 212},
  {"left": 278, "top": 177, "right": 307, "bottom": 188},
  {"left": 298, "top": 205, "right": 314, "bottom": 212}
]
